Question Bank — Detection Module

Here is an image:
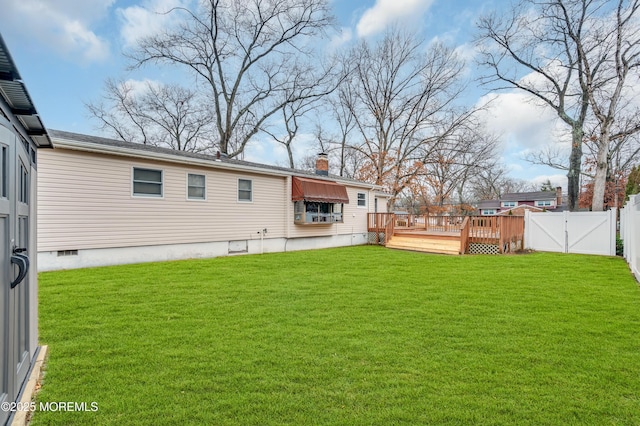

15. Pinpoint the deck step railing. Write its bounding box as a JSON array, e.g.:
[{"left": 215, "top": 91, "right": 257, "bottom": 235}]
[{"left": 367, "top": 213, "right": 395, "bottom": 244}]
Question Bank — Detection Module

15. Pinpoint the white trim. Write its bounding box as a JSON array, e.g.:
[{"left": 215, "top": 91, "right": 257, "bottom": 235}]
[
  {"left": 186, "top": 172, "right": 207, "bottom": 201},
  {"left": 131, "top": 166, "right": 164, "bottom": 198},
  {"left": 501, "top": 201, "right": 516, "bottom": 208}
]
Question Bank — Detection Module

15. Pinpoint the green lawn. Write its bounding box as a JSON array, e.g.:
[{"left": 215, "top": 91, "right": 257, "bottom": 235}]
[{"left": 33, "top": 247, "right": 640, "bottom": 425}]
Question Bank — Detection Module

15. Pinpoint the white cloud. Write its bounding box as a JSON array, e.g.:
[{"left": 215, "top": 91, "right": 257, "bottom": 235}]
[
  {"left": 329, "top": 27, "right": 353, "bottom": 50},
  {"left": 0, "top": 0, "right": 114, "bottom": 63},
  {"left": 117, "top": 0, "right": 190, "bottom": 48},
  {"left": 477, "top": 91, "right": 567, "bottom": 152},
  {"left": 475, "top": 90, "right": 575, "bottom": 183},
  {"left": 356, "top": 0, "right": 435, "bottom": 37},
  {"left": 119, "top": 78, "right": 163, "bottom": 97},
  {"left": 530, "top": 174, "right": 567, "bottom": 191}
]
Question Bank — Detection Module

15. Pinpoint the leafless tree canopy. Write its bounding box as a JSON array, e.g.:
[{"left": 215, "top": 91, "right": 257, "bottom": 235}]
[
  {"left": 335, "top": 28, "right": 482, "bottom": 203},
  {"left": 86, "top": 79, "right": 214, "bottom": 152},
  {"left": 477, "top": 0, "right": 640, "bottom": 211},
  {"left": 126, "top": 0, "right": 336, "bottom": 158}
]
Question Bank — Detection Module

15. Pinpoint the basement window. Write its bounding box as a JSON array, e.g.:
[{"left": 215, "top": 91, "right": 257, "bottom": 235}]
[{"left": 57, "top": 250, "right": 78, "bottom": 257}]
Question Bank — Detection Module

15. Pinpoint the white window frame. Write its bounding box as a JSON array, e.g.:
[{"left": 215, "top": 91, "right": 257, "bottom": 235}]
[
  {"left": 357, "top": 192, "right": 367, "bottom": 208},
  {"left": 481, "top": 209, "right": 496, "bottom": 215},
  {"left": 238, "top": 178, "right": 253, "bottom": 203},
  {"left": 132, "top": 167, "right": 164, "bottom": 198},
  {"left": 535, "top": 200, "right": 553, "bottom": 207},
  {"left": 186, "top": 173, "right": 207, "bottom": 201},
  {"left": 501, "top": 201, "right": 516, "bottom": 208}
]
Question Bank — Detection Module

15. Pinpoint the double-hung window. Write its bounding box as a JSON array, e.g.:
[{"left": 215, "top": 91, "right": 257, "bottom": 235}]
[
  {"left": 133, "top": 167, "right": 163, "bottom": 197},
  {"left": 238, "top": 179, "right": 252, "bottom": 202},
  {"left": 187, "top": 173, "right": 206, "bottom": 200},
  {"left": 357, "top": 192, "right": 367, "bottom": 208},
  {"left": 535, "top": 200, "right": 552, "bottom": 207}
]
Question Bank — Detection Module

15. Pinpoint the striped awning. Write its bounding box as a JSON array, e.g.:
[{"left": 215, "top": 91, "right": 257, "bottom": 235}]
[{"left": 292, "top": 177, "right": 349, "bottom": 204}]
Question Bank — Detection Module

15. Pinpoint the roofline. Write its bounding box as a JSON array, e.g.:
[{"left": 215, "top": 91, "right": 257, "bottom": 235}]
[
  {"left": 0, "top": 33, "right": 51, "bottom": 148},
  {"left": 498, "top": 205, "right": 545, "bottom": 215},
  {"left": 50, "top": 133, "right": 381, "bottom": 190}
]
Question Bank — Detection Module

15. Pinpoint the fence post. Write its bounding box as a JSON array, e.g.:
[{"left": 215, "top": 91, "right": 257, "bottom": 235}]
[
  {"left": 524, "top": 210, "right": 531, "bottom": 250},
  {"left": 609, "top": 208, "right": 617, "bottom": 256}
]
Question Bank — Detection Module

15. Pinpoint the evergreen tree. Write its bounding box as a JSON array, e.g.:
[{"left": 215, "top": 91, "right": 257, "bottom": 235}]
[{"left": 626, "top": 166, "right": 640, "bottom": 200}]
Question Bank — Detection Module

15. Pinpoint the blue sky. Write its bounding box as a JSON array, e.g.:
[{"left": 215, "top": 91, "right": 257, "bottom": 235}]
[{"left": 0, "top": 0, "right": 567, "bottom": 189}]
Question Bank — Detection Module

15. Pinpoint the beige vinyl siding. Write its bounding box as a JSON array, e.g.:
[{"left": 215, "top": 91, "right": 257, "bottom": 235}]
[{"left": 38, "top": 148, "right": 288, "bottom": 251}]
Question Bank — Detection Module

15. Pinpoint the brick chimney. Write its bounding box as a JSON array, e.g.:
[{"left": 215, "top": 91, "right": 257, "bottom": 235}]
[
  {"left": 315, "top": 153, "right": 329, "bottom": 176},
  {"left": 556, "top": 186, "right": 562, "bottom": 207}
]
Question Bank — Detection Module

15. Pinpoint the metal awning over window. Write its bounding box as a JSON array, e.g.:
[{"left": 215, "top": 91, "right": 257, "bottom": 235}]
[{"left": 292, "top": 176, "right": 349, "bottom": 204}]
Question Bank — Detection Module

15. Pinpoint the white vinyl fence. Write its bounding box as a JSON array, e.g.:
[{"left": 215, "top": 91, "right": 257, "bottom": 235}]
[
  {"left": 621, "top": 194, "right": 640, "bottom": 281},
  {"left": 524, "top": 209, "right": 617, "bottom": 256}
]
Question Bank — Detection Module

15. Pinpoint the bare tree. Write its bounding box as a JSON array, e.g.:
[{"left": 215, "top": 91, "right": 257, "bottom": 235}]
[
  {"left": 417, "top": 126, "right": 500, "bottom": 209},
  {"left": 263, "top": 98, "right": 317, "bottom": 169},
  {"left": 478, "top": 0, "right": 640, "bottom": 211},
  {"left": 581, "top": 0, "right": 640, "bottom": 210},
  {"left": 343, "top": 28, "right": 475, "bottom": 204},
  {"left": 468, "top": 164, "right": 537, "bottom": 201},
  {"left": 477, "top": 0, "right": 593, "bottom": 210},
  {"left": 314, "top": 80, "right": 360, "bottom": 177},
  {"left": 86, "top": 78, "right": 214, "bottom": 152},
  {"left": 126, "top": 0, "right": 335, "bottom": 158}
]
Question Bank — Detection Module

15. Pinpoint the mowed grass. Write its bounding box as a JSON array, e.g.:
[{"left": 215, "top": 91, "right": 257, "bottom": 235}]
[{"left": 33, "top": 247, "right": 640, "bottom": 425}]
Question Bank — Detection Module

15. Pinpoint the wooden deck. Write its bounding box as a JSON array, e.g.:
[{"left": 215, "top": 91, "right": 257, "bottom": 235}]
[{"left": 368, "top": 214, "right": 524, "bottom": 255}]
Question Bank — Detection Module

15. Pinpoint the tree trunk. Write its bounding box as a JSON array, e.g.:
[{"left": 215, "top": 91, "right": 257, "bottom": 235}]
[
  {"left": 566, "top": 124, "right": 584, "bottom": 211},
  {"left": 591, "top": 135, "right": 610, "bottom": 211},
  {"left": 286, "top": 144, "right": 295, "bottom": 169}
]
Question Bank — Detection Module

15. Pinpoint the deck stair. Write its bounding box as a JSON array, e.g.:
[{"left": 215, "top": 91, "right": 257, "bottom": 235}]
[{"left": 386, "top": 234, "right": 460, "bottom": 255}]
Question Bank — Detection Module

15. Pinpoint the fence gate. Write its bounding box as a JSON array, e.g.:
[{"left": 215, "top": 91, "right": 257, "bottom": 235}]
[{"left": 524, "top": 210, "right": 616, "bottom": 256}]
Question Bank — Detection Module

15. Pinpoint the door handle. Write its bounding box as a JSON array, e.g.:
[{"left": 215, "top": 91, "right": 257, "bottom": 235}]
[{"left": 10, "top": 253, "right": 29, "bottom": 288}]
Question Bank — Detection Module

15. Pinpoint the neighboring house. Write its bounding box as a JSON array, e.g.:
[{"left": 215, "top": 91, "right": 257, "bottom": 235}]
[
  {"left": 476, "top": 187, "right": 564, "bottom": 216},
  {"left": 0, "top": 34, "right": 52, "bottom": 426},
  {"left": 38, "top": 130, "right": 390, "bottom": 271}
]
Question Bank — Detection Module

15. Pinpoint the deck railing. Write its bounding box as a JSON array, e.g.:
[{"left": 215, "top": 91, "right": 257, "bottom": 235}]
[
  {"left": 459, "top": 215, "right": 525, "bottom": 254},
  {"left": 389, "top": 213, "right": 467, "bottom": 233},
  {"left": 368, "top": 213, "right": 525, "bottom": 253}
]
